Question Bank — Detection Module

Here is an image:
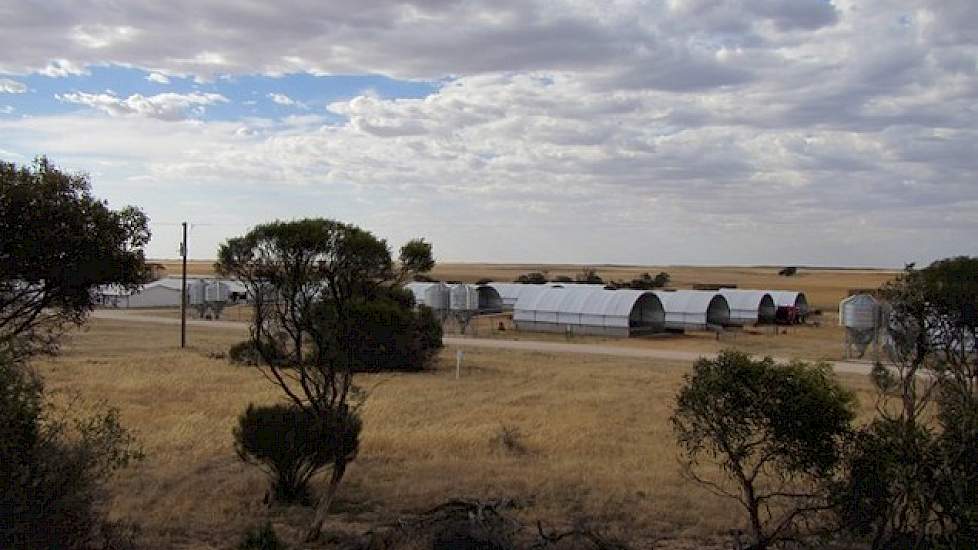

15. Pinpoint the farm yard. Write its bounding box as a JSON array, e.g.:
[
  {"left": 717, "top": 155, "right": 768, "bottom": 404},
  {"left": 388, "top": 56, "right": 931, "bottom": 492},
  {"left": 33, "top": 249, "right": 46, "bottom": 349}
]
[
  {"left": 41, "top": 313, "right": 880, "bottom": 549},
  {"left": 26, "top": 263, "right": 894, "bottom": 548}
]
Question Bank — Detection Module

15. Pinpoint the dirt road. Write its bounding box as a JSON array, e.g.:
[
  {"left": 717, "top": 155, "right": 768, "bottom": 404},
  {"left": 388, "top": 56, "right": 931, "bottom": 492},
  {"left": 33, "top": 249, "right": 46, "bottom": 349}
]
[{"left": 91, "top": 309, "right": 876, "bottom": 375}]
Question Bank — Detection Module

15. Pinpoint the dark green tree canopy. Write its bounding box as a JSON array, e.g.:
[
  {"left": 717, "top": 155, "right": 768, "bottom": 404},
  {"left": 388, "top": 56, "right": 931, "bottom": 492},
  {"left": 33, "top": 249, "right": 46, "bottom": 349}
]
[
  {"left": 672, "top": 350, "right": 855, "bottom": 548},
  {"left": 1, "top": 157, "right": 150, "bottom": 357}
]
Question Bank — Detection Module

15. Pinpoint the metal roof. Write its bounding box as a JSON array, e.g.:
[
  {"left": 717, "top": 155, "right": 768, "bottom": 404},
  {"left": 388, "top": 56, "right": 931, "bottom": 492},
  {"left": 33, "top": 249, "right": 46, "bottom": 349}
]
[
  {"left": 513, "top": 286, "right": 664, "bottom": 329},
  {"left": 653, "top": 290, "right": 731, "bottom": 329},
  {"left": 719, "top": 289, "right": 776, "bottom": 324}
]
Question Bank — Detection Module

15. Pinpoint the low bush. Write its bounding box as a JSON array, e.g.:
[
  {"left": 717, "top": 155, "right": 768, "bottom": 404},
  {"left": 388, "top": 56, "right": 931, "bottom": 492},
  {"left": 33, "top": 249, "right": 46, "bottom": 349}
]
[
  {"left": 234, "top": 404, "right": 362, "bottom": 505},
  {"left": 0, "top": 352, "right": 143, "bottom": 549}
]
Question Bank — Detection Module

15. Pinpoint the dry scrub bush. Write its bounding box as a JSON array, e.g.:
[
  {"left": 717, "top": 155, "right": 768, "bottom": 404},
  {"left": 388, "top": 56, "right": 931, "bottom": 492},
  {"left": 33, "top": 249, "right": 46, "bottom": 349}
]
[
  {"left": 0, "top": 353, "right": 143, "bottom": 549},
  {"left": 234, "top": 403, "right": 361, "bottom": 505}
]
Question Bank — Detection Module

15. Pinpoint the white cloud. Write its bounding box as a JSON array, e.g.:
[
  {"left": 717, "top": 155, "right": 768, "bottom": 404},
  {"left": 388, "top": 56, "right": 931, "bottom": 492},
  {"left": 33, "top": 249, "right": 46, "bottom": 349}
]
[
  {"left": 71, "top": 24, "right": 139, "bottom": 49},
  {"left": 268, "top": 92, "right": 305, "bottom": 108},
  {"left": 0, "top": 0, "right": 976, "bottom": 264},
  {"left": 0, "top": 105, "right": 13, "bottom": 114},
  {"left": 56, "top": 91, "right": 228, "bottom": 121},
  {"left": 38, "top": 59, "right": 89, "bottom": 78},
  {"left": 0, "top": 78, "right": 27, "bottom": 93},
  {"left": 146, "top": 72, "right": 170, "bottom": 84}
]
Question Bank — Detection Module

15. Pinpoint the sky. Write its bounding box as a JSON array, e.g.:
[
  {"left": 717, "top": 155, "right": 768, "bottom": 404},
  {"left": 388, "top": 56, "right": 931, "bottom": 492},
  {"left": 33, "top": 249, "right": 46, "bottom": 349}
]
[{"left": 0, "top": 1, "right": 975, "bottom": 267}]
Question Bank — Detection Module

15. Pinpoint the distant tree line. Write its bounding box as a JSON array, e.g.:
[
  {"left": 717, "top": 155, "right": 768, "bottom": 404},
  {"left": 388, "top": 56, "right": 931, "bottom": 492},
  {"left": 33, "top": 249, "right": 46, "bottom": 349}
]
[{"left": 513, "top": 269, "right": 670, "bottom": 289}]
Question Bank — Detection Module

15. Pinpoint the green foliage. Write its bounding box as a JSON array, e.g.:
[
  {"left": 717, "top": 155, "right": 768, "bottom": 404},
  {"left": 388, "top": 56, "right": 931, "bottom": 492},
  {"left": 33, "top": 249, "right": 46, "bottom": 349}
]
[
  {"left": 0, "top": 352, "right": 143, "bottom": 549},
  {"left": 234, "top": 404, "right": 361, "bottom": 505},
  {"left": 238, "top": 522, "right": 288, "bottom": 550},
  {"left": 514, "top": 272, "right": 547, "bottom": 284},
  {"left": 671, "top": 350, "right": 855, "bottom": 549},
  {"left": 576, "top": 267, "right": 603, "bottom": 285},
  {"left": 834, "top": 257, "right": 978, "bottom": 548},
  {"left": 399, "top": 238, "right": 435, "bottom": 277},
  {"left": 310, "top": 289, "right": 443, "bottom": 373},
  {"left": 0, "top": 157, "right": 150, "bottom": 358},
  {"left": 627, "top": 272, "right": 670, "bottom": 290}
]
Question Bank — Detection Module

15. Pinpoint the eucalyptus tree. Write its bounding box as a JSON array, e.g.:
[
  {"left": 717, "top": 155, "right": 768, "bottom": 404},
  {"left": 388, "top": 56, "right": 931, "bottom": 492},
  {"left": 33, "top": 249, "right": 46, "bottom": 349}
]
[{"left": 218, "top": 219, "right": 437, "bottom": 538}]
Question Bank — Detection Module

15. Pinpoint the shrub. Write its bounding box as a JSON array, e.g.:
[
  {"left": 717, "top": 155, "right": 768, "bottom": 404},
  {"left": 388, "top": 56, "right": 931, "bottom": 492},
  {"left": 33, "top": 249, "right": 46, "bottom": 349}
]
[
  {"left": 234, "top": 404, "right": 362, "bottom": 505},
  {"left": 779, "top": 266, "right": 798, "bottom": 276},
  {"left": 0, "top": 353, "right": 143, "bottom": 549},
  {"left": 671, "top": 350, "right": 855, "bottom": 549},
  {"left": 514, "top": 272, "right": 547, "bottom": 284},
  {"left": 476, "top": 277, "right": 493, "bottom": 285}
]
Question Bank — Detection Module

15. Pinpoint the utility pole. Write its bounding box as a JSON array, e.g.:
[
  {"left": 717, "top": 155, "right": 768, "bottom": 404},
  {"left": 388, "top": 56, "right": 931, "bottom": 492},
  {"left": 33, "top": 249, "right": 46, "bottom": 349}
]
[{"left": 180, "top": 222, "right": 188, "bottom": 348}]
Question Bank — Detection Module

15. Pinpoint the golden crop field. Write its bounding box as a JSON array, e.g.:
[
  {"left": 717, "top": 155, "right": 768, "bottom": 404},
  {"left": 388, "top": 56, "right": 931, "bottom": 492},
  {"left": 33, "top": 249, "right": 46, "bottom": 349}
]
[{"left": 39, "top": 316, "right": 880, "bottom": 549}]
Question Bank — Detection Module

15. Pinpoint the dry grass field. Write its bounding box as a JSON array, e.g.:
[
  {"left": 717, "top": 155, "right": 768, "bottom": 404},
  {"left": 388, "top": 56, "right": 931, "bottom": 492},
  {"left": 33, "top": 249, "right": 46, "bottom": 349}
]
[{"left": 38, "top": 317, "right": 880, "bottom": 549}]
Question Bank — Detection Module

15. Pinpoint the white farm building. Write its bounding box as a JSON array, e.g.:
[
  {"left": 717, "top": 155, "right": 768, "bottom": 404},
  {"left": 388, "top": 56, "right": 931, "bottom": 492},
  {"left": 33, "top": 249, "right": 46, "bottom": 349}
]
[
  {"left": 718, "top": 289, "right": 777, "bottom": 326},
  {"left": 653, "top": 290, "right": 731, "bottom": 331},
  {"left": 96, "top": 278, "right": 185, "bottom": 308},
  {"left": 513, "top": 286, "right": 665, "bottom": 337}
]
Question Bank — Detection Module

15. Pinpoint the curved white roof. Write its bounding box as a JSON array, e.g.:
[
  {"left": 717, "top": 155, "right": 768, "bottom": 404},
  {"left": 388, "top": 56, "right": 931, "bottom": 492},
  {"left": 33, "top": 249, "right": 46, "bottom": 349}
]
[
  {"left": 719, "top": 289, "right": 776, "bottom": 325},
  {"left": 486, "top": 282, "right": 565, "bottom": 308},
  {"left": 653, "top": 290, "right": 731, "bottom": 329},
  {"left": 513, "top": 286, "right": 664, "bottom": 329}
]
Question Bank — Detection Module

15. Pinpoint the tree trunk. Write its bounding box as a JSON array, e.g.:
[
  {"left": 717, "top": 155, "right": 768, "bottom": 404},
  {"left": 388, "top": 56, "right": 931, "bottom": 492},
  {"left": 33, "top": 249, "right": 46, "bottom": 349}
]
[{"left": 304, "top": 459, "right": 348, "bottom": 541}]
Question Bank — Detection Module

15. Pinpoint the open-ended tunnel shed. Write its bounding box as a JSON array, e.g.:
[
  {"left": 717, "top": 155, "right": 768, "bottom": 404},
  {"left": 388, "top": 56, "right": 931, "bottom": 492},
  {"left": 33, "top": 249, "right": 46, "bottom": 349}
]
[
  {"left": 653, "top": 290, "right": 731, "bottom": 331},
  {"left": 769, "top": 291, "right": 810, "bottom": 315},
  {"left": 476, "top": 285, "right": 503, "bottom": 312},
  {"left": 718, "top": 289, "right": 776, "bottom": 326},
  {"left": 513, "top": 286, "right": 665, "bottom": 337}
]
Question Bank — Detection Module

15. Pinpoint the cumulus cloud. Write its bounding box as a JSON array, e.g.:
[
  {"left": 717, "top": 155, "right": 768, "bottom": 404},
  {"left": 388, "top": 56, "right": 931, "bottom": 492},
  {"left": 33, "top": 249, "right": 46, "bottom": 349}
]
[
  {"left": 0, "top": 0, "right": 975, "bottom": 264},
  {"left": 267, "top": 92, "right": 306, "bottom": 108},
  {"left": 56, "top": 91, "right": 227, "bottom": 120},
  {"left": 0, "top": 78, "right": 27, "bottom": 93},
  {"left": 146, "top": 72, "right": 170, "bottom": 84}
]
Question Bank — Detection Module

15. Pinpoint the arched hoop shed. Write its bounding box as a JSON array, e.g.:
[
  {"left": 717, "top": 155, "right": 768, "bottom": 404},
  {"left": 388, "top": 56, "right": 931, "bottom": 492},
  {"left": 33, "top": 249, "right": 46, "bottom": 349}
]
[
  {"left": 485, "top": 283, "right": 565, "bottom": 310},
  {"left": 653, "top": 290, "right": 731, "bottom": 331},
  {"left": 513, "top": 286, "right": 665, "bottom": 336},
  {"left": 404, "top": 282, "right": 450, "bottom": 311},
  {"left": 718, "top": 289, "right": 776, "bottom": 326},
  {"left": 476, "top": 285, "right": 503, "bottom": 312},
  {"left": 769, "top": 291, "right": 809, "bottom": 315}
]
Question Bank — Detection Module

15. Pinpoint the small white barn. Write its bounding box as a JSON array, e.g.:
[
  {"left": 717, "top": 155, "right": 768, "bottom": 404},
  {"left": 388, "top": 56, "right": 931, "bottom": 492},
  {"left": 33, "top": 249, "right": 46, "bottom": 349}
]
[
  {"left": 513, "top": 286, "right": 665, "bottom": 337},
  {"left": 653, "top": 290, "right": 731, "bottom": 331},
  {"left": 405, "top": 282, "right": 450, "bottom": 310},
  {"left": 719, "top": 289, "right": 776, "bottom": 326}
]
